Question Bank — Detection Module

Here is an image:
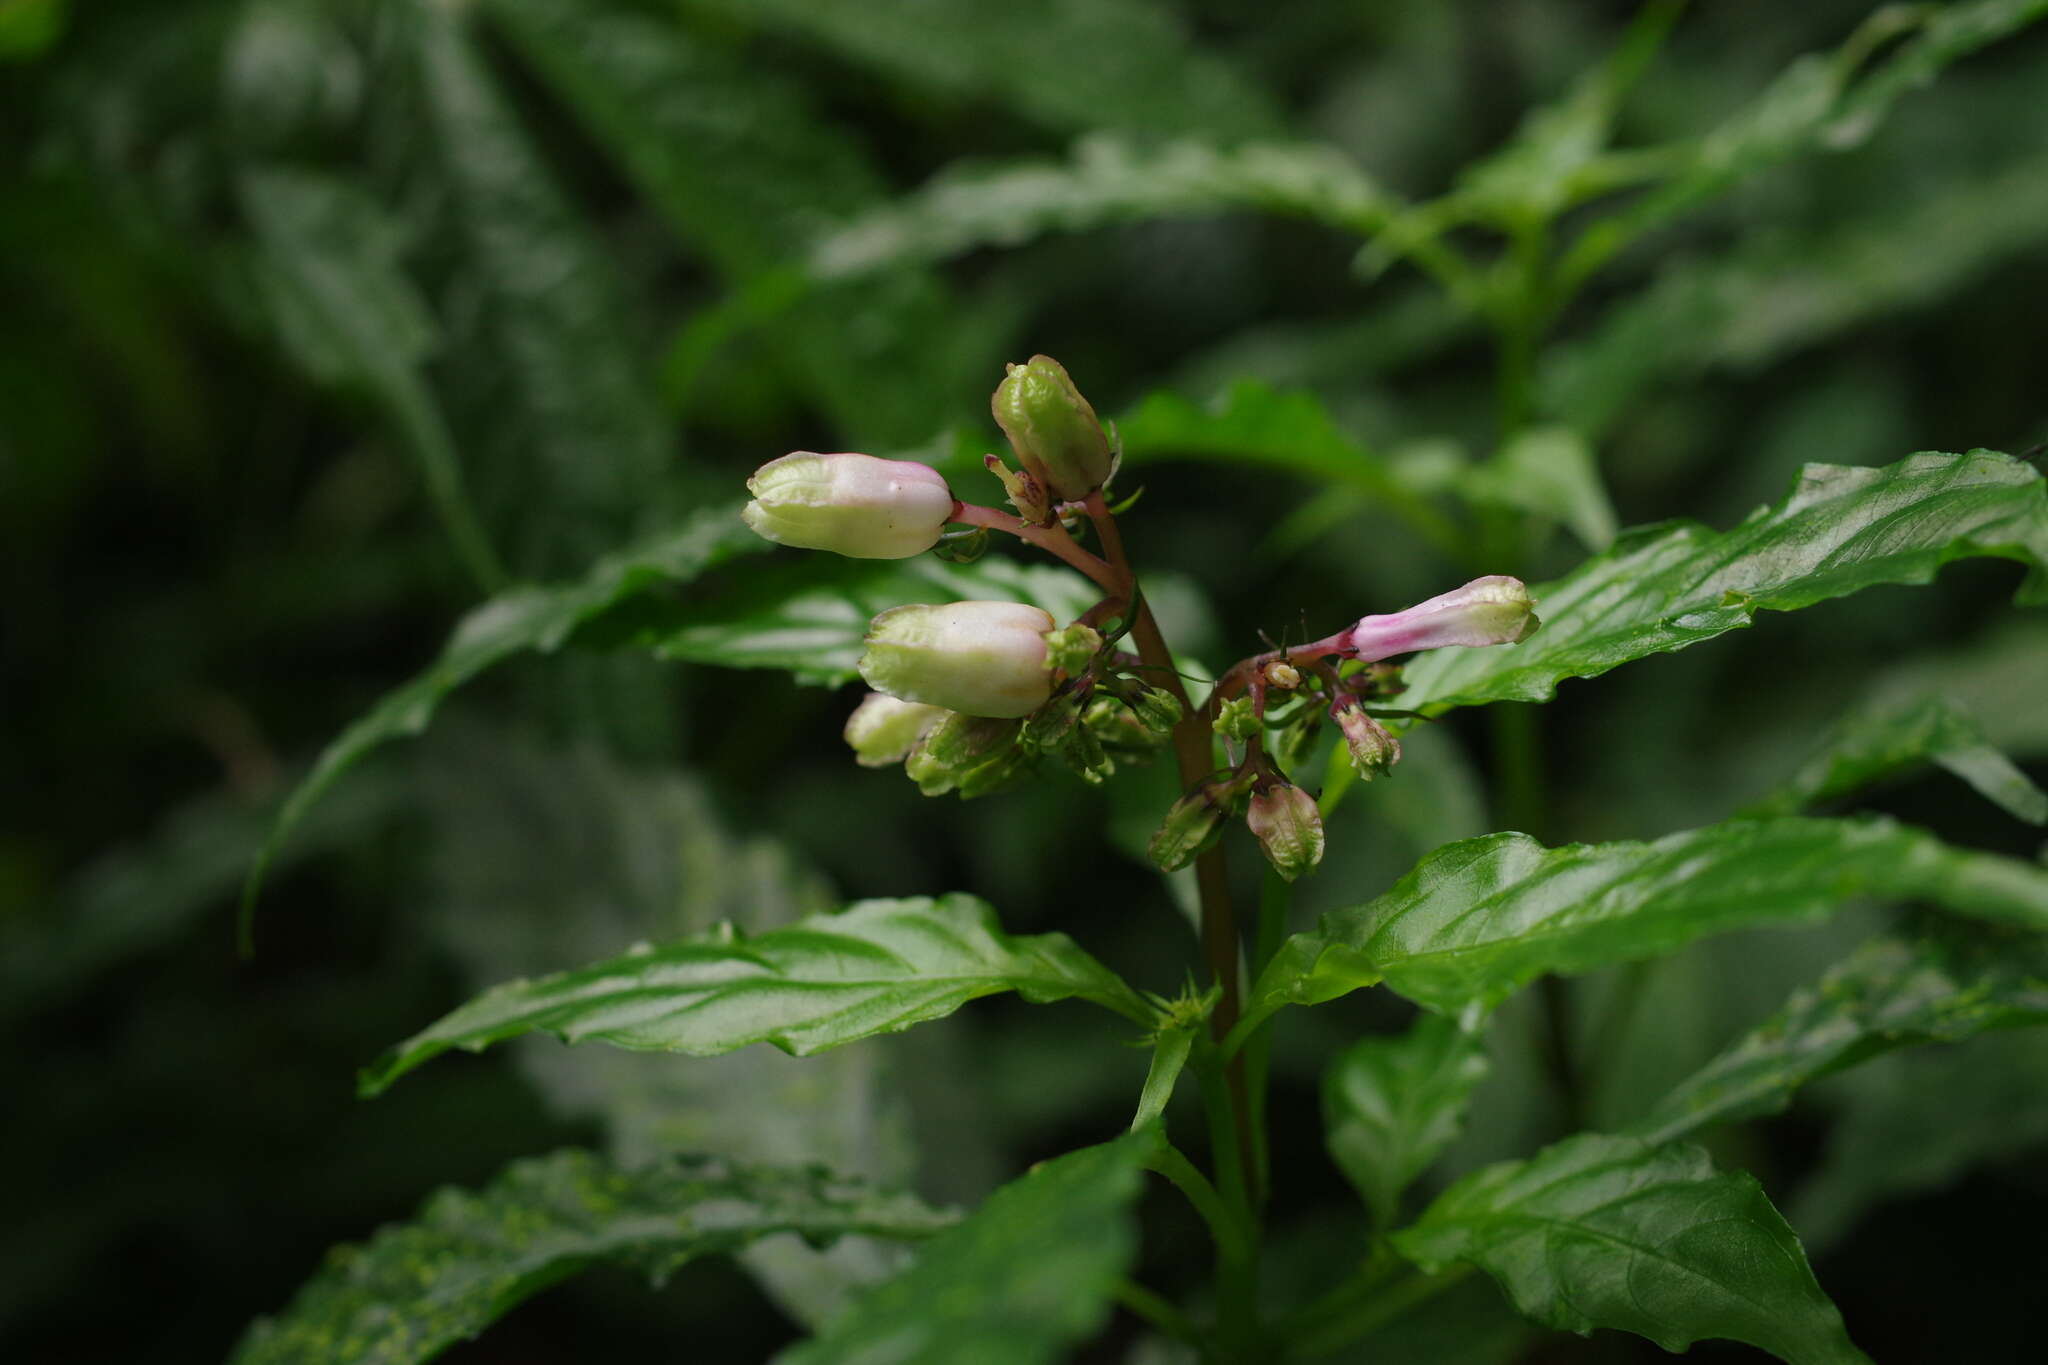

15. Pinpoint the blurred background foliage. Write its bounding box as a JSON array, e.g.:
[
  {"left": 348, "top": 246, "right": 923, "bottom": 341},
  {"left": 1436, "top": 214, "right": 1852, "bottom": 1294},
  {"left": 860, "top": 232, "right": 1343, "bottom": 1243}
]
[{"left": 3, "top": 0, "right": 2046, "bottom": 1360}]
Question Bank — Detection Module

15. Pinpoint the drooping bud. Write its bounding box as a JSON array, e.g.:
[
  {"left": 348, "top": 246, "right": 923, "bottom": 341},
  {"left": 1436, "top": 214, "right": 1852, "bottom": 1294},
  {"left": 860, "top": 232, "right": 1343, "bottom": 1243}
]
[
  {"left": 1214, "top": 695, "right": 1262, "bottom": 742},
  {"left": 905, "top": 713, "right": 1027, "bottom": 797},
  {"left": 1333, "top": 703, "right": 1401, "bottom": 779},
  {"left": 1247, "top": 783, "right": 1325, "bottom": 881},
  {"left": 1147, "top": 771, "right": 1255, "bottom": 872},
  {"left": 743, "top": 452, "right": 955, "bottom": 559},
  {"left": 1345, "top": 575, "right": 1539, "bottom": 661},
  {"left": 859, "top": 601, "right": 1057, "bottom": 718},
  {"left": 991, "top": 355, "right": 1114, "bottom": 502},
  {"left": 1263, "top": 660, "right": 1302, "bottom": 689},
  {"left": 843, "top": 692, "right": 948, "bottom": 767}
]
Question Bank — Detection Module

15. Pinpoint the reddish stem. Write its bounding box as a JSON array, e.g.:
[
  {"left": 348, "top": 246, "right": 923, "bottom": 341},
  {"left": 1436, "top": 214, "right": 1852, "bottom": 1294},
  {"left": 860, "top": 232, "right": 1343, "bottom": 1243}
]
[{"left": 952, "top": 501, "right": 1120, "bottom": 595}]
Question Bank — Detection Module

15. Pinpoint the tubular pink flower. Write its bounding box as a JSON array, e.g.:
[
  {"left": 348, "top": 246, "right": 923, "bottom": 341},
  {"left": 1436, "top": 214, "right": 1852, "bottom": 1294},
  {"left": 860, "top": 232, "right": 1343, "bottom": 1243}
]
[
  {"left": 742, "top": 452, "right": 954, "bottom": 559},
  {"left": 1344, "top": 575, "right": 1538, "bottom": 662}
]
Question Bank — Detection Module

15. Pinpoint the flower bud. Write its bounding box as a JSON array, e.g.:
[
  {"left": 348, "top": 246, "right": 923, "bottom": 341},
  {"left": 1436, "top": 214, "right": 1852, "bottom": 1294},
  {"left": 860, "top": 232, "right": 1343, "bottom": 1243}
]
[
  {"left": 1247, "top": 784, "right": 1325, "bottom": 881},
  {"left": 1129, "top": 686, "right": 1184, "bottom": 735},
  {"left": 1214, "top": 695, "right": 1261, "bottom": 742},
  {"left": 844, "top": 693, "right": 948, "bottom": 768},
  {"left": 1345, "top": 575, "right": 1539, "bottom": 662},
  {"left": 859, "top": 601, "right": 1057, "bottom": 718},
  {"left": 742, "top": 452, "right": 954, "bottom": 559},
  {"left": 1148, "top": 771, "right": 1255, "bottom": 873},
  {"left": 991, "top": 355, "right": 1114, "bottom": 502},
  {"left": 1333, "top": 704, "right": 1401, "bottom": 779},
  {"left": 905, "top": 713, "right": 1026, "bottom": 797}
]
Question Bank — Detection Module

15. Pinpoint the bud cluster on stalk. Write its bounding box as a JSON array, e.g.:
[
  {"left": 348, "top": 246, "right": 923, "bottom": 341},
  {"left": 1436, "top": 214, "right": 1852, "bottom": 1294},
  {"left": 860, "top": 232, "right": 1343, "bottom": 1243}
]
[{"left": 734, "top": 353, "right": 1541, "bottom": 886}]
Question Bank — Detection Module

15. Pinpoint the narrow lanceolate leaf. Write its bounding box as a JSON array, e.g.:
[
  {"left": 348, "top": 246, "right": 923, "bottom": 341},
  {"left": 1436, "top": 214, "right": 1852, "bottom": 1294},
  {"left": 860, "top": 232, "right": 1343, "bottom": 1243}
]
[
  {"left": 1242, "top": 817, "right": 2048, "bottom": 1035},
  {"left": 231, "top": 1149, "right": 953, "bottom": 1365},
  {"left": 814, "top": 136, "right": 1390, "bottom": 278},
  {"left": 1394, "top": 1134, "right": 1868, "bottom": 1365},
  {"left": 1742, "top": 694, "right": 2048, "bottom": 825},
  {"left": 1323, "top": 1010, "right": 1491, "bottom": 1228},
  {"left": 1401, "top": 451, "right": 2048, "bottom": 713},
  {"left": 641, "top": 553, "right": 1099, "bottom": 686},
  {"left": 776, "top": 1128, "right": 1156, "bottom": 1365},
  {"left": 1632, "top": 928, "right": 2048, "bottom": 1146},
  {"left": 244, "top": 508, "right": 756, "bottom": 919},
  {"left": 363, "top": 896, "right": 1154, "bottom": 1096}
]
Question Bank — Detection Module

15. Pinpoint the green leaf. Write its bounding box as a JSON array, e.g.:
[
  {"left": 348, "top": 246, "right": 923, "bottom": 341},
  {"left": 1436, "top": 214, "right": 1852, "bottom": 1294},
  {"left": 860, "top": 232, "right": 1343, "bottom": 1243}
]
[
  {"left": 238, "top": 168, "right": 504, "bottom": 590},
  {"left": 776, "top": 1128, "right": 1156, "bottom": 1365},
  {"left": 407, "top": 0, "right": 672, "bottom": 573},
  {"left": 363, "top": 895, "right": 1155, "bottom": 1096},
  {"left": 1242, "top": 816, "right": 2048, "bottom": 1032},
  {"left": 230, "top": 1148, "right": 953, "bottom": 1365},
  {"left": 814, "top": 136, "right": 1390, "bottom": 279},
  {"left": 1742, "top": 694, "right": 2048, "bottom": 825},
  {"left": 487, "top": 0, "right": 993, "bottom": 447},
  {"left": 1114, "top": 381, "right": 1459, "bottom": 552},
  {"left": 1401, "top": 450, "right": 2048, "bottom": 713},
  {"left": 1458, "top": 425, "right": 1616, "bottom": 551},
  {"left": 1394, "top": 1134, "right": 1868, "bottom": 1364},
  {"left": 681, "top": 0, "right": 1280, "bottom": 139},
  {"left": 642, "top": 552, "right": 1100, "bottom": 685},
  {"left": 1631, "top": 927, "right": 2048, "bottom": 1146},
  {"left": 244, "top": 508, "right": 756, "bottom": 924},
  {"left": 1131, "top": 1011, "right": 1203, "bottom": 1132},
  {"left": 1323, "top": 1010, "right": 1492, "bottom": 1229},
  {"left": 1557, "top": 0, "right": 2048, "bottom": 292}
]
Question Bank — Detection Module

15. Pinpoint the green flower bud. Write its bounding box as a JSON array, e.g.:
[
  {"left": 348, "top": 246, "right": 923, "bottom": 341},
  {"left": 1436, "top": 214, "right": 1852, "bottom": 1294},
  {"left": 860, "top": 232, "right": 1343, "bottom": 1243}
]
[
  {"left": 859, "top": 601, "right": 1057, "bottom": 718},
  {"left": 905, "top": 713, "right": 1026, "bottom": 797},
  {"left": 1214, "top": 695, "right": 1262, "bottom": 742},
  {"left": 1130, "top": 685, "right": 1184, "bottom": 734},
  {"left": 1334, "top": 704, "right": 1401, "bottom": 779},
  {"left": 1147, "top": 771, "right": 1255, "bottom": 873},
  {"left": 742, "top": 452, "right": 955, "bottom": 559},
  {"left": 991, "top": 355, "right": 1114, "bottom": 502},
  {"left": 1246, "top": 783, "right": 1324, "bottom": 881},
  {"left": 843, "top": 692, "right": 948, "bottom": 767}
]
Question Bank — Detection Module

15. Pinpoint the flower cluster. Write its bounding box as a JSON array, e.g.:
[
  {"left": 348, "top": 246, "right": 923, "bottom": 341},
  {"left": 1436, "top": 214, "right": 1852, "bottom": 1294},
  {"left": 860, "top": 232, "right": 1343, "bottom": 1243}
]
[{"left": 738, "top": 356, "right": 1539, "bottom": 882}]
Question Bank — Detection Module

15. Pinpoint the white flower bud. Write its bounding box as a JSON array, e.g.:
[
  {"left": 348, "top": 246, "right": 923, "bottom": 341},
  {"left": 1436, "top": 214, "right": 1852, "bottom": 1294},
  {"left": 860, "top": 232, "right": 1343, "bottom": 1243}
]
[
  {"left": 741, "top": 452, "right": 954, "bottom": 559},
  {"left": 843, "top": 693, "right": 949, "bottom": 767},
  {"left": 858, "top": 601, "right": 1057, "bottom": 718}
]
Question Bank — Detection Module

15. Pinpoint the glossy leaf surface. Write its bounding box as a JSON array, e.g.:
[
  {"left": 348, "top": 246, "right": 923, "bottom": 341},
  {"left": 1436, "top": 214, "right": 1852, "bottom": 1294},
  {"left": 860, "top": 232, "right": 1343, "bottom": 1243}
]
[
  {"left": 1401, "top": 451, "right": 2048, "bottom": 712},
  {"left": 1395, "top": 1134, "right": 1867, "bottom": 1364},
  {"left": 776, "top": 1128, "right": 1156, "bottom": 1365},
  {"left": 363, "top": 895, "right": 1154, "bottom": 1096},
  {"left": 232, "top": 1149, "right": 952, "bottom": 1365},
  {"left": 1244, "top": 817, "right": 2048, "bottom": 1032}
]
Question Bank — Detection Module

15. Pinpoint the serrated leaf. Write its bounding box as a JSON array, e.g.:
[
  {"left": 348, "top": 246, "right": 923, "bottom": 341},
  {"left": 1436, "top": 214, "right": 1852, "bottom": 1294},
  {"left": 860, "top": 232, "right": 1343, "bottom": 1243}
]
[
  {"left": 363, "top": 895, "right": 1154, "bottom": 1096},
  {"left": 230, "top": 1148, "right": 953, "bottom": 1365},
  {"left": 814, "top": 136, "right": 1391, "bottom": 279},
  {"left": 1743, "top": 694, "right": 2048, "bottom": 824},
  {"left": 487, "top": 0, "right": 992, "bottom": 447},
  {"left": 407, "top": 0, "right": 671, "bottom": 573},
  {"left": 1632, "top": 928, "right": 2048, "bottom": 1146},
  {"left": 683, "top": 0, "right": 1280, "bottom": 139},
  {"left": 776, "top": 1128, "right": 1156, "bottom": 1365},
  {"left": 642, "top": 552, "right": 1100, "bottom": 685},
  {"left": 1323, "top": 1010, "right": 1492, "bottom": 1229},
  {"left": 238, "top": 168, "right": 503, "bottom": 589},
  {"left": 245, "top": 508, "right": 756, "bottom": 919},
  {"left": 1243, "top": 816, "right": 2048, "bottom": 1033},
  {"left": 1394, "top": 1134, "right": 1868, "bottom": 1364},
  {"left": 1401, "top": 450, "right": 2048, "bottom": 712}
]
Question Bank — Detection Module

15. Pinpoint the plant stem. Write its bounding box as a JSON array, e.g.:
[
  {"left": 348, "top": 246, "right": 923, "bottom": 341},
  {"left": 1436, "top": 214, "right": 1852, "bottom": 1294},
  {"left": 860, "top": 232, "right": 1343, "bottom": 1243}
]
[
  {"left": 1114, "top": 1278, "right": 1208, "bottom": 1352},
  {"left": 951, "top": 501, "right": 1120, "bottom": 594}
]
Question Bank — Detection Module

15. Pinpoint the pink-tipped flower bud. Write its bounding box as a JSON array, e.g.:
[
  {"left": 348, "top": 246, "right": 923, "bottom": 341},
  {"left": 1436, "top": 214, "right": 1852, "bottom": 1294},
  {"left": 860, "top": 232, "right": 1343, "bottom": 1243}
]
[
  {"left": 858, "top": 601, "right": 1057, "bottom": 718},
  {"left": 742, "top": 452, "right": 954, "bottom": 559},
  {"left": 844, "top": 692, "right": 949, "bottom": 767},
  {"left": 1247, "top": 783, "right": 1325, "bottom": 881},
  {"left": 991, "top": 355, "right": 1115, "bottom": 502},
  {"left": 1333, "top": 703, "right": 1401, "bottom": 780},
  {"left": 1345, "top": 575, "right": 1539, "bottom": 662}
]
